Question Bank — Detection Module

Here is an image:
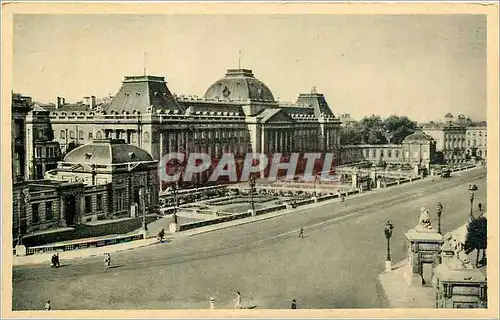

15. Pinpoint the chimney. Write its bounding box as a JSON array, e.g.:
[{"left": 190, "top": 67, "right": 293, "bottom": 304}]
[
  {"left": 90, "top": 96, "right": 96, "bottom": 109},
  {"left": 56, "top": 97, "right": 62, "bottom": 109},
  {"left": 82, "top": 96, "right": 90, "bottom": 106}
]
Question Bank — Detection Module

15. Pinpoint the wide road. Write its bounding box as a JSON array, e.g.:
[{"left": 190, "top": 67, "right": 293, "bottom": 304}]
[{"left": 13, "top": 167, "right": 487, "bottom": 310}]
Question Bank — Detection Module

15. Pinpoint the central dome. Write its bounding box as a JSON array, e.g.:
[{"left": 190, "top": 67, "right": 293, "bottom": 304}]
[{"left": 204, "top": 69, "right": 275, "bottom": 102}]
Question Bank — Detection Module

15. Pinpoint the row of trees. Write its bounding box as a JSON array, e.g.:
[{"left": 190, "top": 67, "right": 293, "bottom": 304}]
[{"left": 340, "top": 115, "right": 417, "bottom": 145}]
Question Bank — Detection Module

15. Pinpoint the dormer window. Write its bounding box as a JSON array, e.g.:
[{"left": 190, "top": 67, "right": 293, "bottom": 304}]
[
  {"left": 129, "top": 152, "right": 136, "bottom": 160},
  {"left": 85, "top": 153, "right": 92, "bottom": 160}
]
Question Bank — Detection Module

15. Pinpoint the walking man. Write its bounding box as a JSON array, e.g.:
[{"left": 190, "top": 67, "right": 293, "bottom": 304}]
[
  {"left": 478, "top": 203, "right": 483, "bottom": 211},
  {"left": 291, "top": 299, "right": 297, "bottom": 309},
  {"left": 298, "top": 227, "right": 304, "bottom": 239},
  {"left": 104, "top": 253, "right": 111, "bottom": 268},
  {"left": 44, "top": 300, "right": 51, "bottom": 311},
  {"left": 158, "top": 228, "right": 165, "bottom": 243},
  {"left": 234, "top": 291, "right": 243, "bottom": 309}
]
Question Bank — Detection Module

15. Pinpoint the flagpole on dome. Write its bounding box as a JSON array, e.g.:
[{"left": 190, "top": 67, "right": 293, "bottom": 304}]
[{"left": 238, "top": 49, "right": 242, "bottom": 69}]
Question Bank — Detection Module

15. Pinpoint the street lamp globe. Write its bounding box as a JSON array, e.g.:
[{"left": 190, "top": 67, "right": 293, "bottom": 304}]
[{"left": 384, "top": 221, "right": 394, "bottom": 240}]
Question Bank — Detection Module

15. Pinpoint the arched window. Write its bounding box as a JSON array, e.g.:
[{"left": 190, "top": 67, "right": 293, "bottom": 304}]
[
  {"left": 143, "top": 131, "right": 150, "bottom": 142},
  {"left": 96, "top": 131, "right": 102, "bottom": 139}
]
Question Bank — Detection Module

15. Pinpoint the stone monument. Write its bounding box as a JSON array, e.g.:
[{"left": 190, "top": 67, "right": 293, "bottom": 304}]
[
  {"left": 434, "top": 244, "right": 487, "bottom": 308},
  {"left": 405, "top": 207, "right": 444, "bottom": 286}
]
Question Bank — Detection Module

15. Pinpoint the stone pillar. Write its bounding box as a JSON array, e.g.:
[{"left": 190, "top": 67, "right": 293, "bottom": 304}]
[
  {"left": 59, "top": 195, "right": 66, "bottom": 227},
  {"left": 405, "top": 228, "right": 444, "bottom": 286}
]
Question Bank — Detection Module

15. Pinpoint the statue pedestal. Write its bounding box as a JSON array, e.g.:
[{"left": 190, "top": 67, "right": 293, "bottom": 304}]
[
  {"left": 248, "top": 209, "right": 256, "bottom": 217},
  {"left": 169, "top": 222, "right": 179, "bottom": 233},
  {"left": 15, "top": 244, "right": 27, "bottom": 256},
  {"left": 312, "top": 196, "right": 318, "bottom": 203},
  {"left": 385, "top": 260, "right": 392, "bottom": 272},
  {"left": 405, "top": 228, "right": 444, "bottom": 287},
  {"left": 434, "top": 260, "right": 487, "bottom": 308},
  {"left": 141, "top": 229, "right": 150, "bottom": 239}
]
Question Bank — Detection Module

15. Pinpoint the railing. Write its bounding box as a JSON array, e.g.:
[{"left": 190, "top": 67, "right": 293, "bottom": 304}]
[{"left": 25, "top": 233, "right": 144, "bottom": 256}]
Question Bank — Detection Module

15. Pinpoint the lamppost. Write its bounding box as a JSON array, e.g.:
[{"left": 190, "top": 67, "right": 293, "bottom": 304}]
[
  {"left": 437, "top": 202, "right": 443, "bottom": 235},
  {"left": 468, "top": 184, "right": 478, "bottom": 219},
  {"left": 139, "top": 188, "right": 149, "bottom": 233},
  {"left": 173, "top": 180, "right": 179, "bottom": 225},
  {"left": 249, "top": 175, "right": 256, "bottom": 216},
  {"left": 313, "top": 171, "right": 317, "bottom": 197},
  {"left": 384, "top": 221, "right": 394, "bottom": 272}
]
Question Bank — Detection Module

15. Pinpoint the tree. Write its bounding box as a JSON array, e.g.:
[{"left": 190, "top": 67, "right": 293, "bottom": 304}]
[
  {"left": 464, "top": 215, "right": 487, "bottom": 267},
  {"left": 383, "top": 116, "right": 417, "bottom": 144},
  {"left": 357, "top": 115, "right": 387, "bottom": 145},
  {"left": 340, "top": 126, "right": 362, "bottom": 145}
]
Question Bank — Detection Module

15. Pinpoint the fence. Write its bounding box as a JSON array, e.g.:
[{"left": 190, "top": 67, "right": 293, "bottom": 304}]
[
  {"left": 25, "top": 233, "right": 144, "bottom": 256},
  {"left": 179, "top": 212, "right": 253, "bottom": 231}
]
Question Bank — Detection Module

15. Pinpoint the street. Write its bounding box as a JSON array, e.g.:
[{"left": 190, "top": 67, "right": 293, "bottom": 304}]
[{"left": 12, "top": 167, "right": 487, "bottom": 310}]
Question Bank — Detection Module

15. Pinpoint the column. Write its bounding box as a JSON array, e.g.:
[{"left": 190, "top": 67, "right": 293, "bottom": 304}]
[
  {"left": 274, "top": 130, "right": 279, "bottom": 153},
  {"left": 59, "top": 195, "right": 66, "bottom": 227},
  {"left": 159, "top": 131, "right": 164, "bottom": 159}
]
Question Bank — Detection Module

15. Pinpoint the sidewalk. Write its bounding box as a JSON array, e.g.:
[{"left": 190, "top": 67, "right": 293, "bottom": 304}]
[{"left": 14, "top": 237, "right": 160, "bottom": 266}]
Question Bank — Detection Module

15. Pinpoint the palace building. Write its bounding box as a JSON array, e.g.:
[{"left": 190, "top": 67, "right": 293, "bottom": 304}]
[
  {"left": 45, "top": 68, "right": 342, "bottom": 186},
  {"left": 13, "top": 139, "right": 159, "bottom": 237}
]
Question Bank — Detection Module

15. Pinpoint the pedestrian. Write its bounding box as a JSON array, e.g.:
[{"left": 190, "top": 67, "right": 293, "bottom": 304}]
[
  {"left": 104, "top": 253, "right": 111, "bottom": 268},
  {"left": 234, "top": 291, "right": 243, "bottom": 309},
  {"left": 298, "top": 227, "right": 304, "bottom": 239},
  {"left": 291, "top": 299, "right": 297, "bottom": 309},
  {"left": 478, "top": 203, "right": 483, "bottom": 211},
  {"left": 158, "top": 228, "right": 165, "bottom": 243},
  {"left": 209, "top": 297, "right": 215, "bottom": 309},
  {"left": 44, "top": 300, "right": 51, "bottom": 311},
  {"left": 51, "top": 254, "right": 56, "bottom": 268},
  {"left": 55, "top": 253, "right": 60, "bottom": 268}
]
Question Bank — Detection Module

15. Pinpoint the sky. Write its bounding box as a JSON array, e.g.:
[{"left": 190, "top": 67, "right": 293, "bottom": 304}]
[{"left": 13, "top": 14, "right": 487, "bottom": 122}]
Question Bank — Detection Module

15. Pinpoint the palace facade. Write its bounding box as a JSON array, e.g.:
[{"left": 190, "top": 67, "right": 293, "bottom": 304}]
[{"left": 44, "top": 68, "right": 342, "bottom": 186}]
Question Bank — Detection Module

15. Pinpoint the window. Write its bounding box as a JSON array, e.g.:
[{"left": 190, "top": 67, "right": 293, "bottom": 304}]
[
  {"left": 32, "top": 203, "right": 40, "bottom": 223},
  {"left": 69, "top": 130, "right": 75, "bottom": 139},
  {"left": 45, "top": 201, "right": 53, "bottom": 220},
  {"left": 36, "top": 147, "right": 42, "bottom": 158},
  {"left": 380, "top": 150, "right": 384, "bottom": 158},
  {"left": 97, "top": 194, "right": 103, "bottom": 212},
  {"left": 395, "top": 150, "right": 399, "bottom": 158},
  {"left": 85, "top": 196, "right": 92, "bottom": 214},
  {"left": 79, "top": 130, "right": 84, "bottom": 140},
  {"left": 388, "top": 150, "right": 392, "bottom": 158},
  {"left": 365, "top": 149, "right": 369, "bottom": 157},
  {"left": 96, "top": 131, "right": 102, "bottom": 139},
  {"left": 372, "top": 150, "right": 376, "bottom": 158},
  {"left": 88, "top": 132, "right": 93, "bottom": 139},
  {"left": 60, "top": 130, "right": 65, "bottom": 139},
  {"left": 116, "top": 189, "right": 125, "bottom": 211}
]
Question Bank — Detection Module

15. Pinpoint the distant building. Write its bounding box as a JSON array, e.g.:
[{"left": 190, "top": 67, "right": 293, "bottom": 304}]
[
  {"left": 421, "top": 122, "right": 467, "bottom": 163},
  {"left": 339, "top": 114, "right": 356, "bottom": 127},
  {"left": 466, "top": 124, "right": 487, "bottom": 161},
  {"left": 11, "top": 93, "right": 32, "bottom": 183},
  {"left": 25, "top": 105, "right": 62, "bottom": 179},
  {"left": 340, "top": 128, "right": 437, "bottom": 169},
  {"left": 13, "top": 139, "right": 159, "bottom": 237},
  {"left": 419, "top": 113, "right": 488, "bottom": 164}
]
